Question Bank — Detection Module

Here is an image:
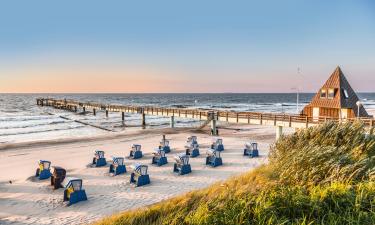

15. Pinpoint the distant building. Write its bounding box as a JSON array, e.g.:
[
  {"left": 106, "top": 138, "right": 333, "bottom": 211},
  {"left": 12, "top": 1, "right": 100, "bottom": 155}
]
[{"left": 302, "top": 66, "right": 369, "bottom": 119}]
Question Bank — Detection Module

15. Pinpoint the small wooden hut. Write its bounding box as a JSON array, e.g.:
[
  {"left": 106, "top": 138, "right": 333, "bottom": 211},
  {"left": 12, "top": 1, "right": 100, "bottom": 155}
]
[{"left": 302, "top": 66, "right": 369, "bottom": 119}]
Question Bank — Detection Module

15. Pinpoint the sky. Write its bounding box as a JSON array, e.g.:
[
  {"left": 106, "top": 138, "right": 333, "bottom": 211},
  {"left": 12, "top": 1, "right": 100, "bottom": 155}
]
[{"left": 0, "top": 0, "right": 374, "bottom": 93}]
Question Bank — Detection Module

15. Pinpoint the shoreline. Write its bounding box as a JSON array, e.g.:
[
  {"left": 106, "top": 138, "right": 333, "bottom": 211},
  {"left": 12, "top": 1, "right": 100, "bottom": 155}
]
[
  {"left": 0, "top": 122, "right": 280, "bottom": 152},
  {"left": 0, "top": 127, "right": 194, "bottom": 151}
]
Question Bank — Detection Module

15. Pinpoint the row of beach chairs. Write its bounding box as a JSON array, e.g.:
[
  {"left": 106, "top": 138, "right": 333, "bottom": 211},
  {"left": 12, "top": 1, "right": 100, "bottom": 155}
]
[{"left": 34, "top": 136, "right": 260, "bottom": 206}]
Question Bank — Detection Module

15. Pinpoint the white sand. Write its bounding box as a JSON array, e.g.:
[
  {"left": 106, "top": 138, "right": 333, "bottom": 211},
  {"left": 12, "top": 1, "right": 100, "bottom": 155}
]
[
  {"left": 367, "top": 109, "right": 375, "bottom": 117},
  {"left": 0, "top": 124, "right": 282, "bottom": 225}
]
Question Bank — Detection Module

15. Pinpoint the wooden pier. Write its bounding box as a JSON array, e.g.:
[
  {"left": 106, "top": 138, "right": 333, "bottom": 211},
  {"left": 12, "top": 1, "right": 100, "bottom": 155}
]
[{"left": 36, "top": 98, "right": 375, "bottom": 139}]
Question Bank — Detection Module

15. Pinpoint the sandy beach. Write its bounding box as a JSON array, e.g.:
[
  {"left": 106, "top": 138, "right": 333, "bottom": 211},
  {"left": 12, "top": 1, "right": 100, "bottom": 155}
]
[
  {"left": 0, "top": 123, "right": 285, "bottom": 225},
  {"left": 1, "top": 2, "right": 374, "bottom": 223}
]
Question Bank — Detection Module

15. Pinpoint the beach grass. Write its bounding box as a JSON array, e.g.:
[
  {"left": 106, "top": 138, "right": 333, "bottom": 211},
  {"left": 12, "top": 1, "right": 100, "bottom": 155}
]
[{"left": 94, "top": 121, "right": 375, "bottom": 225}]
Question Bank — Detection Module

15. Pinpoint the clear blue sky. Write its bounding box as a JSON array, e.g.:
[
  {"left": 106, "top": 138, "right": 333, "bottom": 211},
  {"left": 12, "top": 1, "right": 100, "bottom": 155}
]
[{"left": 0, "top": 0, "right": 374, "bottom": 93}]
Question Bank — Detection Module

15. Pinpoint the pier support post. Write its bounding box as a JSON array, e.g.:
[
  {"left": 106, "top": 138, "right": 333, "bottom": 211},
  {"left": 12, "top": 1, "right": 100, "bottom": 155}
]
[
  {"left": 276, "top": 126, "right": 283, "bottom": 141},
  {"left": 210, "top": 118, "right": 217, "bottom": 136},
  {"left": 93, "top": 108, "right": 96, "bottom": 116},
  {"left": 83, "top": 107, "right": 86, "bottom": 113},
  {"left": 106, "top": 110, "right": 109, "bottom": 118},
  {"left": 141, "top": 111, "right": 146, "bottom": 127},
  {"left": 122, "top": 112, "right": 125, "bottom": 121},
  {"left": 170, "top": 116, "right": 175, "bottom": 128}
]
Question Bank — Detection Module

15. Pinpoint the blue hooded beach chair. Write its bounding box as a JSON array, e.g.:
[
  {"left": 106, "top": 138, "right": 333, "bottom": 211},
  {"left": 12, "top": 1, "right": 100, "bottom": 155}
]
[
  {"left": 92, "top": 150, "right": 107, "bottom": 167},
  {"left": 130, "top": 164, "right": 150, "bottom": 187},
  {"left": 152, "top": 149, "right": 168, "bottom": 166},
  {"left": 109, "top": 157, "right": 126, "bottom": 175},
  {"left": 185, "top": 143, "right": 200, "bottom": 158},
  {"left": 211, "top": 138, "right": 224, "bottom": 151},
  {"left": 185, "top": 136, "right": 200, "bottom": 157},
  {"left": 35, "top": 160, "right": 52, "bottom": 180},
  {"left": 205, "top": 149, "right": 222, "bottom": 167},
  {"left": 243, "top": 142, "right": 259, "bottom": 158},
  {"left": 187, "top": 136, "right": 198, "bottom": 145},
  {"left": 129, "top": 144, "right": 143, "bottom": 159},
  {"left": 173, "top": 154, "right": 192, "bottom": 175},
  {"left": 63, "top": 177, "right": 87, "bottom": 206},
  {"left": 159, "top": 139, "right": 171, "bottom": 153}
]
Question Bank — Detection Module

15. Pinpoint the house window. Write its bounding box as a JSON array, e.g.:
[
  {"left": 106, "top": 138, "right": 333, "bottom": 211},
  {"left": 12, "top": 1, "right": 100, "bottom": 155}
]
[
  {"left": 343, "top": 89, "right": 349, "bottom": 99},
  {"left": 328, "top": 88, "right": 335, "bottom": 99},
  {"left": 320, "top": 89, "right": 327, "bottom": 98}
]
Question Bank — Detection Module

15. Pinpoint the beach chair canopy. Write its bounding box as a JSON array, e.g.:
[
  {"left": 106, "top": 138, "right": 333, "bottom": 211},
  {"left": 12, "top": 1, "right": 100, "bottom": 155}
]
[
  {"left": 187, "top": 136, "right": 198, "bottom": 144},
  {"left": 153, "top": 149, "right": 166, "bottom": 157},
  {"left": 95, "top": 150, "right": 105, "bottom": 158},
  {"left": 190, "top": 136, "right": 197, "bottom": 142},
  {"left": 251, "top": 142, "right": 258, "bottom": 149},
  {"left": 214, "top": 138, "right": 223, "bottom": 145},
  {"left": 187, "top": 136, "right": 197, "bottom": 142},
  {"left": 39, "top": 160, "right": 51, "bottom": 170},
  {"left": 62, "top": 177, "right": 83, "bottom": 191},
  {"left": 207, "top": 149, "right": 220, "bottom": 158},
  {"left": 132, "top": 144, "right": 141, "bottom": 151},
  {"left": 174, "top": 154, "right": 189, "bottom": 165},
  {"left": 160, "top": 140, "right": 169, "bottom": 147},
  {"left": 245, "top": 142, "right": 257, "bottom": 150},
  {"left": 51, "top": 166, "right": 66, "bottom": 176},
  {"left": 112, "top": 157, "right": 124, "bottom": 166},
  {"left": 131, "top": 164, "right": 148, "bottom": 175}
]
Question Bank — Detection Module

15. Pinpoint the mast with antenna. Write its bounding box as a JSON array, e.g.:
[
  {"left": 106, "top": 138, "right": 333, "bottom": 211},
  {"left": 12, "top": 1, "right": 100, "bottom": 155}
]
[{"left": 296, "top": 67, "right": 301, "bottom": 114}]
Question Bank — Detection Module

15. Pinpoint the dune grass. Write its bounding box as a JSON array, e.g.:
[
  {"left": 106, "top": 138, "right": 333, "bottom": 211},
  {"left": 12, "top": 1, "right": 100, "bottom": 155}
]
[{"left": 95, "top": 122, "right": 375, "bottom": 225}]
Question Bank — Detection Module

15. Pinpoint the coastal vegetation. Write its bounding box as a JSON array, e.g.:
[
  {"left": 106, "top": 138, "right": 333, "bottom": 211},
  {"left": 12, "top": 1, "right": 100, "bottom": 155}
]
[{"left": 95, "top": 122, "right": 375, "bottom": 225}]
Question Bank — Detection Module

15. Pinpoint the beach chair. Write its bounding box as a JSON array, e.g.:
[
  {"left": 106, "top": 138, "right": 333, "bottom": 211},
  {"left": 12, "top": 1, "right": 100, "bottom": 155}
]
[
  {"left": 185, "top": 136, "right": 199, "bottom": 157},
  {"left": 173, "top": 154, "right": 192, "bottom": 175},
  {"left": 187, "top": 136, "right": 198, "bottom": 145},
  {"left": 109, "top": 157, "right": 126, "bottom": 176},
  {"left": 130, "top": 164, "right": 150, "bottom": 187},
  {"left": 129, "top": 144, "right": 143, "bottom": 159},
  {"left": 50, "top": 166, "right": 66, "bottom": 189},
  {"left": 152, "top": 149, "right": 168, "bottom": 166},
  {"left": 35, "top": 160, "right": 52, "bottom": 180},
  {"left": 159, "top": 139, "right": 171, "bottom": 153},
  {"left": 92, "top": 150, "right": 107, "bottom": 167},
  {"left": 211, "top": 138, "right": 224, "bottom": 151},
  {"left": 63, "top": 177, "right": 87, "bottom": 206},
  {"left": 185, "top": 143, "right": 200, "bottom": 158},
  {"left": 243, "top": 142, "right": 259, "bottom": 158},
  {"left": 205, "top": 149, "right": 222, "bottom": 167}
]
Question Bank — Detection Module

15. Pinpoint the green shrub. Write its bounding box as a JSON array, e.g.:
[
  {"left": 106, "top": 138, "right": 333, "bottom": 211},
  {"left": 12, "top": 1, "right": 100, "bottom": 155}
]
[{"left": 269, "top": 121, "right": 375, "bottom": 186}]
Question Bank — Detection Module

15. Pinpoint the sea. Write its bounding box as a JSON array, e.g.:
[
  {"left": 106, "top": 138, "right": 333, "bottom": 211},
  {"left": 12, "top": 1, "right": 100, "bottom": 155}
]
[{"left": 1, "top": 93, "right": 375, "bottom": 145}]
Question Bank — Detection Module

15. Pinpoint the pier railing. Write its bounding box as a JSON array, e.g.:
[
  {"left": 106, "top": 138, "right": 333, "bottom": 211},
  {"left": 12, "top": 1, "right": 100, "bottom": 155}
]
[{"left": 36, "top": 98, "right": 375, "bottom": 129}]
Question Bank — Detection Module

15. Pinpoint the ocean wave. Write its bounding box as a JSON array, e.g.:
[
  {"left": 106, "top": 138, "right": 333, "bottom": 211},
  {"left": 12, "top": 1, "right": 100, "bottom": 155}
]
[
  {"left": 210, "top": 105, "right": 233, "bottom": 109},
  {"left": 0, "top": 115, "right": 54, "bottom": 122},
  {"left": 0, "top": 125, "right": 84, "bottom": 137},
  {"left": 0, "top": 120, "right": 66, "bottom": 129},
  {"left": 171, "top": 104, "right": 188, "bottom": 108}
]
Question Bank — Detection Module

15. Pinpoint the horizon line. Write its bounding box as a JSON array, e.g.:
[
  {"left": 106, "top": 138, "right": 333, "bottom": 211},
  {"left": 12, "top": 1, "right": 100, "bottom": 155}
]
[{"left": 1, "top": 92, "right": 375, "bottom": 95}]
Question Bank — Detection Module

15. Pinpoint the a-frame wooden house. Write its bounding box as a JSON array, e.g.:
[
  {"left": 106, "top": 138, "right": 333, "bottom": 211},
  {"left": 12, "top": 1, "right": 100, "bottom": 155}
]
[{"left": 302, "top": 66, "right": 369, "bottom": 119}]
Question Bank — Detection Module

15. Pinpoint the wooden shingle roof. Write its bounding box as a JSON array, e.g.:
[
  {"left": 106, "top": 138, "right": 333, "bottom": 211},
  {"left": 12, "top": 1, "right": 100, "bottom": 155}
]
[{"left": 305, "top": 66, "right": 369, "bottom": 117}]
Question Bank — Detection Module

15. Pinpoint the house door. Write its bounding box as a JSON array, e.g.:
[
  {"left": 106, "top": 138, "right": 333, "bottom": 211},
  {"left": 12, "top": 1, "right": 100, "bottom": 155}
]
[
  {"left": 341, "top": 109, "right": 349, "bottom": 120},
  {"left": 313, "top": 107, "right": 320, "bottom": 122}
]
